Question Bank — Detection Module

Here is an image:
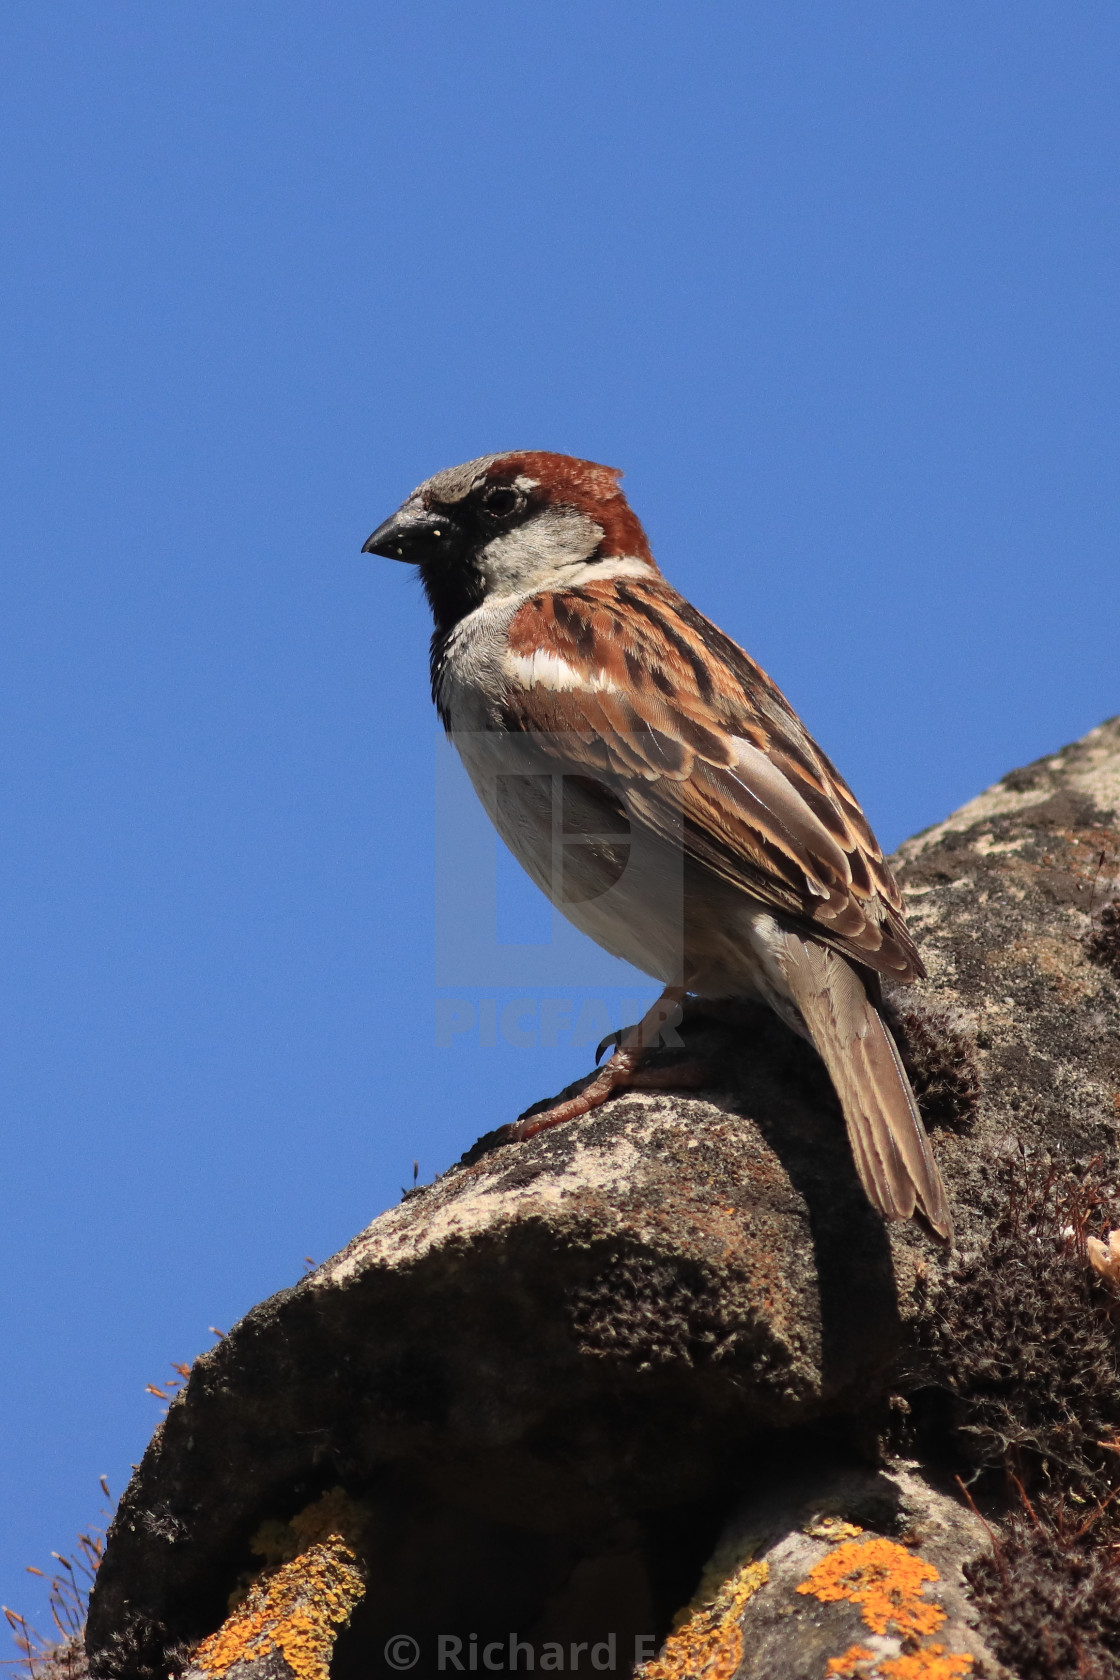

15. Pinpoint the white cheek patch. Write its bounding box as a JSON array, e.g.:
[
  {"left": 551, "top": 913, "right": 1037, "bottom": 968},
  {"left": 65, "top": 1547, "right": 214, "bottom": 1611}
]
[
  {"left": 479, "top": 507, "right": 602, "bottom": 594},
  {"left": 505, "top": 650, "right": 618, "bottom": 694}
]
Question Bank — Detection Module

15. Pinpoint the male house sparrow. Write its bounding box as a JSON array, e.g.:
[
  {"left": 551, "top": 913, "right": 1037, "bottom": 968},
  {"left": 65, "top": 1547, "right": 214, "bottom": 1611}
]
[{"left": 365, "top": 452, "right": 952, "bottom": 1241}]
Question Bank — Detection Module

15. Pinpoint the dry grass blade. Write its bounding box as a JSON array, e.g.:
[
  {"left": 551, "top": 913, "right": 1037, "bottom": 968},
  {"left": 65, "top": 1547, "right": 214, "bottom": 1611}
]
[{"left": 2, "top": 1488, "right": 113, "bottom": 1680}]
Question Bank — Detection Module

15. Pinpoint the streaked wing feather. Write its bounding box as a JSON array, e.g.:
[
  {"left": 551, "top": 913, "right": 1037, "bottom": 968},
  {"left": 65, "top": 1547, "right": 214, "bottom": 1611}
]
[{"left": 502, "top": 578, "right": 923, "bottom": 980}]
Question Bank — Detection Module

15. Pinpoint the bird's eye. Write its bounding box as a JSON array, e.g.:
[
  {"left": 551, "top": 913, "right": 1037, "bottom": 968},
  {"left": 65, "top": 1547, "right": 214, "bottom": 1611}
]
[{"left": 481, "top": 485, "right": 522, "bottom": 518}]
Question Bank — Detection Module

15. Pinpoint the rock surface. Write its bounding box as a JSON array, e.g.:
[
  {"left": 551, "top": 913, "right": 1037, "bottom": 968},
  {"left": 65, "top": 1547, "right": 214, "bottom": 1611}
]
[
  {"left": 892, "top": 714, "right": 1120, "bottom": 1194},
  {"left": 86, "top": 718, "right": 1120, "bottom": 1680},
  {"left": 639, "top": 1460, "right": 1002, "bottom": 1679}
]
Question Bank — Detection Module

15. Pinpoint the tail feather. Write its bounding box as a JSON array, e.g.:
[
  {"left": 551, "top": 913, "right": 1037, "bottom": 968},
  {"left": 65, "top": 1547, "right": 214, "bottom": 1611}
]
[{"left": 778, "top": 936, "right": 953, "bottom": 1242}]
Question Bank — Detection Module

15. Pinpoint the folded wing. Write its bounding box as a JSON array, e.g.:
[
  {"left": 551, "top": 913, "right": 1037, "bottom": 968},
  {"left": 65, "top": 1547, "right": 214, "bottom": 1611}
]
[{"left": 500, "top": 576, "right": 923, "bottom": 982}]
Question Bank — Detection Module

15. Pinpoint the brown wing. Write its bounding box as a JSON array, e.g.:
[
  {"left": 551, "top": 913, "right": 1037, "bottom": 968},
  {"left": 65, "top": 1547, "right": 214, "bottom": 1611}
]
[{"left": 501, "top": 575, "right": 923, "bottom": 981}]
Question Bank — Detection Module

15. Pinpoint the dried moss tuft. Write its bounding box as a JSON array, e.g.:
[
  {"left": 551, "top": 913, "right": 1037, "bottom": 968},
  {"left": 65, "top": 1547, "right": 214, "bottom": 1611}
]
[
  {"left": 567, "top": 1252, "right": 731, "bottom": 1368},
  {"left": 925, "top": 1162, "right": 1120, "bottom": 1499},
  {"left": 884, "top": 998, "right": 981, "bottom": 1134},
  {"left": 914, "top": 1162, "right": 1120, "bottom": 1677},
  {"left": 964, "top": 1502, "right": 1120, "bottom": 1680}
]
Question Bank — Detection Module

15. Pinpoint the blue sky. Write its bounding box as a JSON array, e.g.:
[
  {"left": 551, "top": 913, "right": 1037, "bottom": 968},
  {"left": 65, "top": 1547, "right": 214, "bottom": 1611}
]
[{"left": 3, "top": 0, "right": 1119, "bottom": 1632}]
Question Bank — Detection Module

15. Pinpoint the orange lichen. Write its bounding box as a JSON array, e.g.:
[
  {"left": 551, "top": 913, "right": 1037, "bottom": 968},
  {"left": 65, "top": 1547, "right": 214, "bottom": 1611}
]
[
  {"left": 635, "top": 1559, "right": 769, "bottom": 1679},
  {"left": 797, "top": 1537, "right": 944, "bottom": 1638},
  {"left": 192, "top": 1535, "right": 365, "bottom": 1680},
  {"left": 827, "top": 1647, "right": 876, "bottom": 1677},
  {"left": 825, "top": 1638, "right": 975, "bottom": 1679},
  {"left": 801, "top": 1535, "right": 975, "bottom": 1680},
  {"left": 879, "top": 1645, "right": 973, "bottom": 1679}
]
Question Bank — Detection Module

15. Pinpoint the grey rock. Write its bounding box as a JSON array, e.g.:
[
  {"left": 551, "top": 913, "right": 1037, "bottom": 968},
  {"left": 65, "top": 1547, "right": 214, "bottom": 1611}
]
[
  {"left": 891, "top": 714, "right": 1120, "bottom": 1208},
  {"left": 85, "top": 718, "right": 1120, "bottom": 1680},
  {"left": 691, "top": 1460, "right": 1004, "bottom": 1679}
]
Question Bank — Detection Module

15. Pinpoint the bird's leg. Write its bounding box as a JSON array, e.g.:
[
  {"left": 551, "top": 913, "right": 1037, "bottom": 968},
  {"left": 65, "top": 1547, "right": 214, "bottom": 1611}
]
[
  {"left": 593, "top": 991, "right": 731, "bottom": 1064},
  {"left": 507, "top": 984, "right": 710, "bottom": 1142}
]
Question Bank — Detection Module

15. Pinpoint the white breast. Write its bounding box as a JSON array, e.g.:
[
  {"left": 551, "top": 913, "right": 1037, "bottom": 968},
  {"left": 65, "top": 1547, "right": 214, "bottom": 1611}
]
[
  {"left": 434, "top": 595, "right": 683, "bottom": 983},
  {"left": 435, "top": 596, "right": 522, "bottom": 735}
]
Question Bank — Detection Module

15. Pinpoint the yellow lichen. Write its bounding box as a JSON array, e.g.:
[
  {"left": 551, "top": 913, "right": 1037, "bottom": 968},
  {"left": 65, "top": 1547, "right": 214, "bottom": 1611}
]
[
  {"left": 193, "top": 1535, "right": 365, "bottom": 1680},
  {"left": 247, "top": 1519, "right": 301, "bottom": 1569},
  {"left": 248, "top": 1489, "right": 368, "bottom": 1569},
  {"left": 227, "top": 1489, "right": 370, "bottom": 1614},
  {"left": 797, "top": 1537, "right": 944, "bottom": 1638},
  {"left": 635, "top": 1559, "right": 769, "bottom": 1679},
  {"left": 878, "top": 1645, "right": 973, "bottom": 1679},
  {"left": 806, "top": 1519, "right": 866, "bottom": 1542},
  {"left": 288, "top": 1488, "right": 367, "bottom": 1549}
]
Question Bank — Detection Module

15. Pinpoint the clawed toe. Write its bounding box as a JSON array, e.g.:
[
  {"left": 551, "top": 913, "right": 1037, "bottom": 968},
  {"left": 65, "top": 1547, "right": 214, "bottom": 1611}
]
[
  {"left": 594, "top": 1027, "right": 625, "bottom": 1064},
  {"left": 502, "top": 983, "right": 711, "bottom": 1145}
]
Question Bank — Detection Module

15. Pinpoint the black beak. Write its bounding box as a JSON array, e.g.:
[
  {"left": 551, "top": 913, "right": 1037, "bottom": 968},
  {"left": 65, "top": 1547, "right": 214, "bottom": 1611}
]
[{"left": 362, "top": 504, "right": 463, "bottom": 563}]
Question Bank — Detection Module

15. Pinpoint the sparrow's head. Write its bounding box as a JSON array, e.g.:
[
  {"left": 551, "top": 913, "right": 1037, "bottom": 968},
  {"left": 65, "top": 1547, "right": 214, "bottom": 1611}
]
[{"left": 363, "top": 451, "right": 658, "bottom": 631}]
